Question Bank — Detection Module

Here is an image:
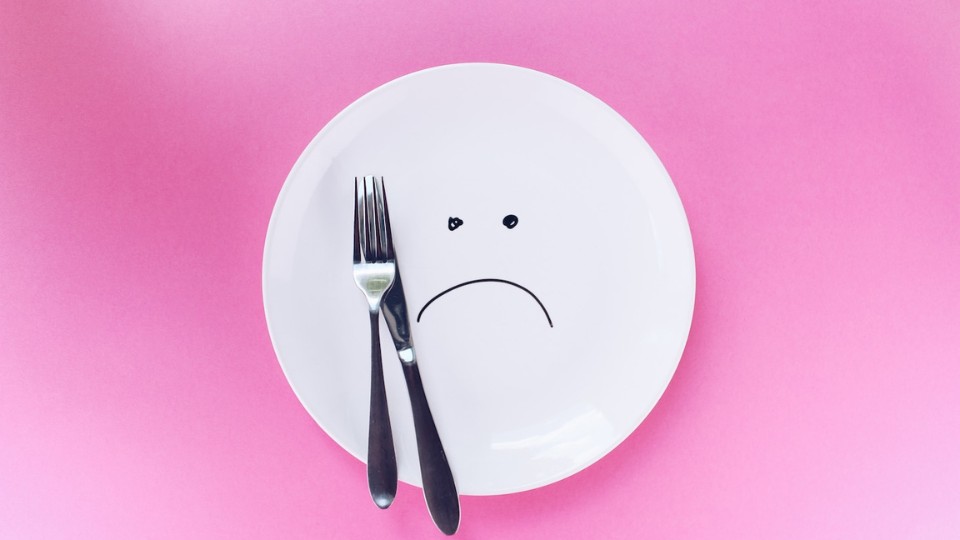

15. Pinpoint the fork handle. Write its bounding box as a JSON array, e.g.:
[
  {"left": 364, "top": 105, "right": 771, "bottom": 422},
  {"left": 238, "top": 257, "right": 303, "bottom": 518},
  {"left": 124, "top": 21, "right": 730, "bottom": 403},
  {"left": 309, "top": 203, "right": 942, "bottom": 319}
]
[
  {"left": 367, "top": 311, "right": 397, "bottom": 509},
  {"left": 401, "top": 362, "right": 460, "bottom": 535}
]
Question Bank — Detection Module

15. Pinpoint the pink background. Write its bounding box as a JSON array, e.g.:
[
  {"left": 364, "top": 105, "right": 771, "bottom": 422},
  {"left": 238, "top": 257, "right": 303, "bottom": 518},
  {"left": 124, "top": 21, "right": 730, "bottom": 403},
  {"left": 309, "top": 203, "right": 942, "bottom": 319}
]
[{"left": 2, "top": 1, "right": 958, "bottom": 538}]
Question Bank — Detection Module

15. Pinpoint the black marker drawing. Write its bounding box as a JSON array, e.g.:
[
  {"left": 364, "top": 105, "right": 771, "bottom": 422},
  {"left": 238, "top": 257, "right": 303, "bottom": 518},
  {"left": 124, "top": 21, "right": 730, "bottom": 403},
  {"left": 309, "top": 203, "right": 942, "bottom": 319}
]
[
  {"left": 448, "top": 217, "right": 463, "bottom": 231},
  {"left": 417, "top": 278, "right": 553, "bottom": 327},
  {"left": 502, "top": 214, "right": 518, "bottom": 229}
]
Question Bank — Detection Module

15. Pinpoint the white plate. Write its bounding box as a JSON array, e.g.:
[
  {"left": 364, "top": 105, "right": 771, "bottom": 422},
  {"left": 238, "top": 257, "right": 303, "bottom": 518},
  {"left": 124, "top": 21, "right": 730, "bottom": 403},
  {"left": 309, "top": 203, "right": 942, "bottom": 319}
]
[{"left": 263, "top": 63, "right": 695, "bottom": 496}]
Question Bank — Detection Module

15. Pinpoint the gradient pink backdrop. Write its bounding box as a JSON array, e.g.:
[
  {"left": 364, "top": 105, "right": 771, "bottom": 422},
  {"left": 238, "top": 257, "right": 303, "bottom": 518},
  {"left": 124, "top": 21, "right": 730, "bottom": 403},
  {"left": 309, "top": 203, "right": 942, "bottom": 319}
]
[{"left": 2, "top": 1, "right": 958, "bottom": 538}]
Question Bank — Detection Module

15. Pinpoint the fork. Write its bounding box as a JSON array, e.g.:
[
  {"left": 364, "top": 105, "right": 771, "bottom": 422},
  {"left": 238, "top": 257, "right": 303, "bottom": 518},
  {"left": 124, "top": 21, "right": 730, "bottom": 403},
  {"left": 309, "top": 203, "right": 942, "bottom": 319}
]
[{"left": 353, "top": 176, "right": 398, "bottom": 509}]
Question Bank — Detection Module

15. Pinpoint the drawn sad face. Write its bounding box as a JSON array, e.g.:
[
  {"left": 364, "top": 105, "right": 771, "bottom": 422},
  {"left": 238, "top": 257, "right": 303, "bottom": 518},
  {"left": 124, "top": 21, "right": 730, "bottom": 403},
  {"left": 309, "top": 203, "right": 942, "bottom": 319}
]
[
  {"left": 415, "top": 212, "right": 554, "bottom": 329},
  {"left": 388, "top": 176, "right": 574, "bottom": 354}
]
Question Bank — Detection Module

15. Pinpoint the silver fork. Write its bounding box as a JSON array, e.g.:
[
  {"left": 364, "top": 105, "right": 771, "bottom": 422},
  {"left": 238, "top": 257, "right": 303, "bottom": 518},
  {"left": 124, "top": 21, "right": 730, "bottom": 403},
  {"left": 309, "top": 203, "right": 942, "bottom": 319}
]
[{"left": 353, "top": 176, "right": 398, "bottom": 509}]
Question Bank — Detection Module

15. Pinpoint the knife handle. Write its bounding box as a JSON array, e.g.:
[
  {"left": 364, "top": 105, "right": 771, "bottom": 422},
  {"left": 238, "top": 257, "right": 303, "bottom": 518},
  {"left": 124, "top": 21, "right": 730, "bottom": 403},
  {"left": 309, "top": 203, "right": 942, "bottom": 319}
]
[
  {"left": 401, "top": 361, "right": 460, "bottom": 535},
  {"left": 367, "top": 311, "right": 397, "bottom": 509}
]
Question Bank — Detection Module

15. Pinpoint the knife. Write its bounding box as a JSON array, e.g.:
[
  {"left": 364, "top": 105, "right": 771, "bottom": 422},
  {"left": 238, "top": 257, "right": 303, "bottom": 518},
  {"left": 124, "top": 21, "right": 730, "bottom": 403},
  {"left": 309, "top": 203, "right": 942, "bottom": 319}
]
[{"left": 382, "top": 265, "right": 461, "bottom": 535}]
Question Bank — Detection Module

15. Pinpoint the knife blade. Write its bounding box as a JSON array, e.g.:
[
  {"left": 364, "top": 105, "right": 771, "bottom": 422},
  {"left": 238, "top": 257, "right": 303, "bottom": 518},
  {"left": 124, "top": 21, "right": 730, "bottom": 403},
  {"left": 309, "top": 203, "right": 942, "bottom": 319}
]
[{"left": 382, "top": 267, "right": 415, "bottom": 361}]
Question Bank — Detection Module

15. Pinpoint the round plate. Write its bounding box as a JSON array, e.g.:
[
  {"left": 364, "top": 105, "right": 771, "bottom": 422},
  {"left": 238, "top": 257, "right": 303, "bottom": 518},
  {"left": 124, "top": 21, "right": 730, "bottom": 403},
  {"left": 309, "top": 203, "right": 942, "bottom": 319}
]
[{"left": 263, "top": 63, "right": 695, "bottom": 495}]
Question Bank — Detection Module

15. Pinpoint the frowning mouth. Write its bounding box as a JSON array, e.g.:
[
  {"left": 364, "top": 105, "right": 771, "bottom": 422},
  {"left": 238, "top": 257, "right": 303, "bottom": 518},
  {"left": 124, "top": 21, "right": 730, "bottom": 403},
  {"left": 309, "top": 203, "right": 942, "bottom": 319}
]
[{"left": 416, "top": 278, "right": 553, "bottom": 327}]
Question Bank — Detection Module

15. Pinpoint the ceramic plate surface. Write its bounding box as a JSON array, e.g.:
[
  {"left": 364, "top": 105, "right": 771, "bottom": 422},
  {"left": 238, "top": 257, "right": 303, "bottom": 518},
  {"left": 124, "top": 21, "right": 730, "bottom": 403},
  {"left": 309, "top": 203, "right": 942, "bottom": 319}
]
[{"left": 263, "top": 63, "right": 695, "bottom": 495}]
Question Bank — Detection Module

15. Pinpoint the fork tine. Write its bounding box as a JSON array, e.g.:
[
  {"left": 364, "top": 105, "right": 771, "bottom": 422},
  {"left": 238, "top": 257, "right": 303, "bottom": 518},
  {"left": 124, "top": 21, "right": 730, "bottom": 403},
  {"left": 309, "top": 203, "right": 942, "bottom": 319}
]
[
  {"left": 364, "top": 176, "right": 379, "bottom": 260},
  {"left": 379, "top": 178, "right": 394, "bottom": 260},
  {"left": 373, "top": 177, "right": 390, "bottom": 261},
  {"left": 357, "top": 177, "right": 368, "bottom": 263},
  {"left": 353, "top": 177, "right": 363, "bottom": 263}
]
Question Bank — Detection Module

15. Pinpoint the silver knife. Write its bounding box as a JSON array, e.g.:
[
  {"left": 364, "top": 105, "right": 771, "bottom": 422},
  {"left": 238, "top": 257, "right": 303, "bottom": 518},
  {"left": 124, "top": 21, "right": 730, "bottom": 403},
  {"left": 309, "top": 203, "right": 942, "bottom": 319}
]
[{"left": 381, "top": 229, "right": 460, "bottom": 534}]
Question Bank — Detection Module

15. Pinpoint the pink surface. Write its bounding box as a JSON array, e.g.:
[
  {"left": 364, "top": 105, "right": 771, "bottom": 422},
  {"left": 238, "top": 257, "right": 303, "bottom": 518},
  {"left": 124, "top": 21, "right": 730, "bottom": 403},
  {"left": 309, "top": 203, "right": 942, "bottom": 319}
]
[{"left": 2, "top": 1, "right": 958, "bottom": 538}]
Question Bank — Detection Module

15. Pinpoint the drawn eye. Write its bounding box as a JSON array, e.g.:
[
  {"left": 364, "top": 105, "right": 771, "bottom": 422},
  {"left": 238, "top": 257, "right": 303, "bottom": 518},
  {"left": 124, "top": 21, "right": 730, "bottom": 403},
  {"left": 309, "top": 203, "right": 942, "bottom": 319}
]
[
  {"left": 502, "top": 214, "right": 518, "bottom": 229},
  {"left": 448, "top": 217, "right": 464, "bottom": 231}
]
